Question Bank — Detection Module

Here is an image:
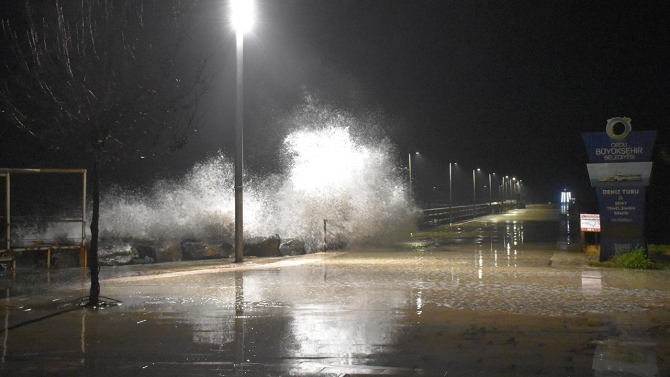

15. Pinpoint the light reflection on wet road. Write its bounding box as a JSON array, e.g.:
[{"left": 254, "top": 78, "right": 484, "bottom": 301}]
[{"left": 1, "top": 205, "right": 669, "bottom": 376}]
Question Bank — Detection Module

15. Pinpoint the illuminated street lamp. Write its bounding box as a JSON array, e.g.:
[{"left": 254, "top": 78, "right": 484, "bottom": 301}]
[
  {"left": 408, "top": 152, "right": 419, "bottom": 200},
  {"left": 472, "top": 168, "right": 480, "bottom": 214},
  {"left": 489, "top": 172, "right": 495, "bottom": 213},
  {"left": 509, "top": 177, "right": 519, "bottom": 208},
  {"left": 502, "top": 175, "right": 509, "bottom": 212},
  {"left": 231, "top": 0, "right": 254, "bottom": 263}
]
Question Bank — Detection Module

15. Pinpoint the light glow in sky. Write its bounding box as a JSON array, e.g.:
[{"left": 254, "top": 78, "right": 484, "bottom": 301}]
[
  {"left": 285, "top": 127, "right": 371, "bottom": 195},
  {"left": 230, "top": 0, "right": 254, "bottom": 33}
]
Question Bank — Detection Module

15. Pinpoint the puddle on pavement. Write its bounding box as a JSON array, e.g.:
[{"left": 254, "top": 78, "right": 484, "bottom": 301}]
[
  {"left": 593, "top": 339, "right": 659, "bottom": 376},
  {"left": 1, "top": 207, "right": 669, "bottom": 376}
]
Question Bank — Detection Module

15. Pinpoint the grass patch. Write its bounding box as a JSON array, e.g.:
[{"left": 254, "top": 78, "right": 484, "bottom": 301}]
[
  {"left": 587, "top": 245, "right": 670, "bottom": 269},
  {"left": 649, "top": 244, "right": 670, "bottom": 256},
  {"left": 583, "top": 244, "right": 600, "bottom": 257},
  {"left": 608, "top": 248, "right": 653, "bottom": 269}
]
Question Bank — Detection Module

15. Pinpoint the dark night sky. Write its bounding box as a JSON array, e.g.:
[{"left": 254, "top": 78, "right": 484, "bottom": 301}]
[
  {"left": 2, "top": 1, "right": 669, "bottom": 237},
  {"left": 240, "top": 0, "right": 670, "bottom": 227}
]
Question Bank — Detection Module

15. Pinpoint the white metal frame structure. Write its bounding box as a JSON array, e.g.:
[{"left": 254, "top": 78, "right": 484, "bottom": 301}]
[{"left": 0, "top": 169, "right": 87, "bottom": 268}]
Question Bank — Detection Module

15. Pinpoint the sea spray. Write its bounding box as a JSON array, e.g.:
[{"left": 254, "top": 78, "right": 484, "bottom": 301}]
[
  {"left": 98, "top": 139, "right": 414, "bottom": 251},
  {"left": 14, "top": 100, "right": 418, "bottom": 253},
  {"left": 100, "top": 128, "right": 411, "bottom": 251},
  {"left": 99, "top": 156, "right": 236, "bottom": 241}
]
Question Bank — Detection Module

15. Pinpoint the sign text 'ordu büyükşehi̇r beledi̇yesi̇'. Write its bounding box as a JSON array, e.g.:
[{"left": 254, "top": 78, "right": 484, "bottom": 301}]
[{"left": 594, "top": 142, "right": 644, "bottom": 161}]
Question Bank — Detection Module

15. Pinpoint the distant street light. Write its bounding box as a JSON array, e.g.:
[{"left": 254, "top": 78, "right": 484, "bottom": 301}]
[
  {"left": 231, "top": 0, "right": 254, "bottom": 263},
  {"left": 489, "top": 172, "right": 495, "bottom": 213},
  {"left": 408, "top": 152, "right": 419, "bottom": 201},
  {"left": 502, "top": 176, "right": 509, "bottom": 212},
  {"left": 498, "top": 183, "right": 502, "bottom": 208},
  {"left": 509, "top": 177, "right": 519, "bottom": 208},
  {"left": 472, "top": 168, "right": 480, "bottom": 215}
]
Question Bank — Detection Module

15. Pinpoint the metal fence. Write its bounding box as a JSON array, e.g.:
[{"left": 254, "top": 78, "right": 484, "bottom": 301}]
[{"left": 419, "top": 201, "right": 519, "bottom": 228}]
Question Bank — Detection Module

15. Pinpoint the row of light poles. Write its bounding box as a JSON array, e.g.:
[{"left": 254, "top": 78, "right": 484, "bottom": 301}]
[
  {"left": 500, "top": 176, "right": 523, "bottom": 210},
  {"left": 411, "top": 157, "right": 523, "bottom": 221},
  {"left": 233, "top": 0, "right": 524, "bottom": 260}
]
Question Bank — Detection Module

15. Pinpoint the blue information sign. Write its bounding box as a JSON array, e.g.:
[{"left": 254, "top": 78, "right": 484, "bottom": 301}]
[
  {"left": 582, "top": 118, "right": 656, "bottom": 261},
  {"left": 597, "top": 187, "right": 646, "bottom": 224},
  {"left": 596, "top": 186, "right": 646, "bottom": 260},
  {"left": 582, "top": 130, "right": 657, "bottom": 163}
]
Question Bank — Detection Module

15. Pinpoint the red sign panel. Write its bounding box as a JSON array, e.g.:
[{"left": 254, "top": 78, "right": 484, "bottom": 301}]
[{"left": 580, "top": 214, "right": 601, "bottom": 232}]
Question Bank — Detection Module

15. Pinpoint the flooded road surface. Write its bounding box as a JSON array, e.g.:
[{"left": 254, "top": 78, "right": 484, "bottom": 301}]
[{"left": 1, "top": 204, "right": 669, "bottom": 376}]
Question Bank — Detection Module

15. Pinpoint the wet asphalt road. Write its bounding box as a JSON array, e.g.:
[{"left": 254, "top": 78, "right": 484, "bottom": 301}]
[{"left": 1, "top": 204, "right": 669, "bottom": 376}]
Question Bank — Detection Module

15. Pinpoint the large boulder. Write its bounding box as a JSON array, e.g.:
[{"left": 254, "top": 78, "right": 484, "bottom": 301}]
[
  {"left": 98, "top": 240, "right": 138, "bottom": 266},
  {"left": 131, "top": 244, "right": 157, "bottom": 264},
  {"left": 181, "top": 241, "right": 233, "bottom": 260},
  {"left": 134, "top": 244, "right": 157, "bottom": 261},
  {"left": 245, "top": 235, "right": 281, "bottom": 257},
  {"left": 154, "top": 240, "right": 183, "bottom": 263},
  {"left": 279, "top": 238, "right": 306, "bottom": 256}
]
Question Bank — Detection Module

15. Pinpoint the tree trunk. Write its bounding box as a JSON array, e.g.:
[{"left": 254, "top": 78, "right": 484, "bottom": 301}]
[{"left": 87, "top": 158, "right": 101, "bottom": 306}]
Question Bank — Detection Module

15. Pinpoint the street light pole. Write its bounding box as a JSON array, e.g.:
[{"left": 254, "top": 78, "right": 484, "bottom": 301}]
[
  {"left": 498, "top": 183, "right": 502, "bottom": 209},
  {"left": 472, "top": 169, "right": 475, "bottom": 211},
  {"left": 472, "top": 168, "right": 480, "bottom": 216},
  {"left": 231, "top": 0, "right": 254, "bottom": 263},
  {"left": 489, "top": 173, "right": 493, "bottom": 214},
  {"left": 449, "top": 162, "right": 455, "bottom": 224},
  {"left": 510, "top": 177, "right": 519, "bottom": 208},
  {"left": 408, "top": 152, "right": 418, "bottom": 201},
  {"left": 502, "top": 176, "right": 508, "bottom": 212},
  {"left": 408, "top": 153, "right": 412, "bottom": 200},
  {"left": 234, "top": 29, "right": 244, "bottom": 263}
]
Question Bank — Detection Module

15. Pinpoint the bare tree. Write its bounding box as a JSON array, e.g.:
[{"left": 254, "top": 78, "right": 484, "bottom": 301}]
[{"left": 1, "top": 0, "right": 210, "bottom": 306}]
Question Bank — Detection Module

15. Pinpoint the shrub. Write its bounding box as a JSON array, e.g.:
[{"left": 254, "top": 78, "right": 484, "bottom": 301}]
[{"left": 610, "top": 247, "right": 652, "bottom": 269}]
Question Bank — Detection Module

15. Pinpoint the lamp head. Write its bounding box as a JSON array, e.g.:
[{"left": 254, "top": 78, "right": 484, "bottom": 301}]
[{"left": 231, "top": 0, "right": 254, "bottom": 33}]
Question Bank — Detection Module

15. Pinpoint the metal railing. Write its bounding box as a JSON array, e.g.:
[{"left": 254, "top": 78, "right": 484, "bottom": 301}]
[{"left": 419, "top": 200, "right": 519, "bottom": 228}]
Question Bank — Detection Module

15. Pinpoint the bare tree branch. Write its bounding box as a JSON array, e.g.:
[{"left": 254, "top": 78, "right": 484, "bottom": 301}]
[{"left": 1, "top": 0, "right": 212, "bottom": 306}]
